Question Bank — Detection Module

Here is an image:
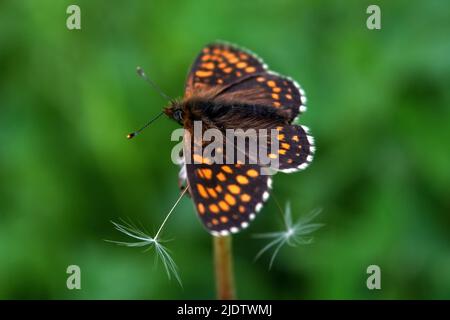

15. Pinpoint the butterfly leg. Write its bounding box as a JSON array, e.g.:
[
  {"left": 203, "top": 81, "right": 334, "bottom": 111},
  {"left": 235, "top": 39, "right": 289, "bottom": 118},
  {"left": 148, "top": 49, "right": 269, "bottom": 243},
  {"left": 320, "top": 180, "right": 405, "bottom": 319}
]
[{"left": 178, "top": 181, "right": 190, "bottom": 197}]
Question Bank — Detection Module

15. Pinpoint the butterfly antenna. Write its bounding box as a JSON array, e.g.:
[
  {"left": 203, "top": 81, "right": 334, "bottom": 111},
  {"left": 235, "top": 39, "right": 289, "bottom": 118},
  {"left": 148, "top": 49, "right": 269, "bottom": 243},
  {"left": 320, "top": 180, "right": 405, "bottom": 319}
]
[
  {"left": 126, "top": 111, "right": 164, "bottom": 139},
  {"left": 126, "top": 67, "right": 173, "bottom": 139},
  {"left": 136, "top": 66, "right": 173, "bottom": 101}
]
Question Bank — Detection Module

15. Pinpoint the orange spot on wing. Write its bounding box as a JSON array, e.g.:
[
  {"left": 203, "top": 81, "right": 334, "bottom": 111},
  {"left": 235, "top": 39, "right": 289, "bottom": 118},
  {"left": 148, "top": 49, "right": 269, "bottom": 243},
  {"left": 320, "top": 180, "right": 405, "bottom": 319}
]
[
  {"left": 224, "top": 67, "right": 232, "bottom": 73},
  {"left": 212, "top": 218, "right": 219, "bottom": 225},
  {"left": 236, "top": 62, "right": 247, "bottom": 68},
  {"left": 201, "top": 54, "right": 211, "bottom": 61},
  {"left": 207, "top": 188, "right": 218, "bottom": 198},
  {"left": 224, "top": 193, "right": 236, "bottom": 206},
  {"left": 218, "top": 201, "right": 230, "bottom": 211},
  {"left": 273, "top": 102, "right": 281, "bottom": 107},
  {"left": 273, "top": 87, "right": 281, "bottom": 93},
  {"left": 269, "top": 153, "right": 277, "bottom": 159},
  {"left": 286, "top": 94, "right": 293, "bottom": 100},
  {"left": 279, "top": 149, "right": 287, "bottom": 155},
  {"left": 195, "top": 70, "right": 213, "bottom": 77},
  {"left": 221, "top": 165, "right": 233, "bottom": 174},
  {"left": 215, "top": 185, "right": 223, "bottom": 193},
  {"left": 209, "top": 204, "right": 220, "bottom": 214},
  {"left": 246, "top": 169, "right": 259, "bottom": 177},
  {"left": 198, "top": 203, "right": 205, "bottom": 214},
  {"left": 200, "top": 168, "right": 213, "bottom": 179},
  {"left": 202, "top": 62, "right": 215, "bottom": 70},
  {"left": 241, "top": 194, "right": 251, "bottom": 202},
  {"left": 238, "top": 205, "right": 245, "bottom": 213},
  {"left": 197, "top": 184, "right": 209, "bottom": 199},
  {"left": 277, "top": 134, "right": 285, "bottom": 140},
  {"left": 267, "top": 80, "right": 276, "bottom": 87},
  {"left": 293, "top": 135, "right": 299, "bottom": 142},
  {"left": 272, "top": 93, "right": 280, "bottom": 100},
  {"left": 256, "top": 77, "right": 265, "bottom": 82},
  {"left": 196, "top": 169, "right": 204, "bottom": 178},
  {"left": 281, "top": 143, "right": 290, "bottom": 150},
  {"left": 245, "top": 66, "right": 256, "bottom": 73},
  {"left": 216, "top": 172, "right": 226, "bottom": 182},
  {"left": 220, "top": 216, "right": 229, "bottom": 223},
  {"left": 236, "top": 175, "right": 249, "bottom": 185},
  {"left": 228, "top": 184, "right": 241, "bottom": 194}
]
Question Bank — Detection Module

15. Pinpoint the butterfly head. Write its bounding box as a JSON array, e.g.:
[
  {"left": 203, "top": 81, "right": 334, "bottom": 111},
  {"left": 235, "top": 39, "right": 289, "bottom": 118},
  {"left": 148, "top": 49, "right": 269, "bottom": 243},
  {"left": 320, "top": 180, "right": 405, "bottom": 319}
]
[{"left": 163, "top": 100, "right": 185, "bottom": 125}]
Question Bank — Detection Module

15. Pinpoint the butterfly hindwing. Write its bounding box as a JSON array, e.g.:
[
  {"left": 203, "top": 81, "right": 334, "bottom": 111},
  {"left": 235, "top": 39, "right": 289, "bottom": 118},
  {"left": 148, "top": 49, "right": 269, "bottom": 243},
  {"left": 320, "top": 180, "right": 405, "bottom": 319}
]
[
  {"left": 266, "top": 124, "right": 315, "bottom": 172},
  {"left": 216, "top": 72, "right": 307, "bottom": 123}
]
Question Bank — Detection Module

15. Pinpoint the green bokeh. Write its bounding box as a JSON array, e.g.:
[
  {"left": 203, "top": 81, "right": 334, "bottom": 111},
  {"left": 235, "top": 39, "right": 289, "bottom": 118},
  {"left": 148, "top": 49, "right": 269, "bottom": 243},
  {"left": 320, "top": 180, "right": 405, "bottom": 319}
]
[{"left": 0, "top": 0, "right": 449, "bottom": 299}]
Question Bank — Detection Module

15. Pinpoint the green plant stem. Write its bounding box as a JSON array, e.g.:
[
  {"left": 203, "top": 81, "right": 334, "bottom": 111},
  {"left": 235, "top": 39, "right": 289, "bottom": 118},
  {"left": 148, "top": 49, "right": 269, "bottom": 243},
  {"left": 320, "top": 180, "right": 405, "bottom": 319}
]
[{"left": 213, "top": 235, "right": 236, "bottom": 300}]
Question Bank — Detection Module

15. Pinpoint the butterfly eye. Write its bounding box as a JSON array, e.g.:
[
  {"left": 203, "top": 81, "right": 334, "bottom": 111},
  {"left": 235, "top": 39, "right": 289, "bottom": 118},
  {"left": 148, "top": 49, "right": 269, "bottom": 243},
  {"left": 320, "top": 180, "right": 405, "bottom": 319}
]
[{"left": 174, "top": 109, "right": 183, "bottom": 122}]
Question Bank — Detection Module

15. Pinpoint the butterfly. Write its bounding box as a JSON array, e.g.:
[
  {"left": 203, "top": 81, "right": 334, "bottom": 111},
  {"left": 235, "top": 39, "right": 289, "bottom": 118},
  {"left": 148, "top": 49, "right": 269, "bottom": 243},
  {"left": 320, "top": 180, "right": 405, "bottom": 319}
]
[{"left": 163, "top": 42, "right": 314, "bottom": 236}]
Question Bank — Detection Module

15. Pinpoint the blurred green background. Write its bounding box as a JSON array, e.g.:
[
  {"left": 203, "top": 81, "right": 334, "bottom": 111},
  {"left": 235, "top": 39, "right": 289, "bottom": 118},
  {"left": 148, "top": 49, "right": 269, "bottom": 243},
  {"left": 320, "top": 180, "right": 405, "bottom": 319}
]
[{"left": 0, "top": 0, "right": 449, "bottom": 299}]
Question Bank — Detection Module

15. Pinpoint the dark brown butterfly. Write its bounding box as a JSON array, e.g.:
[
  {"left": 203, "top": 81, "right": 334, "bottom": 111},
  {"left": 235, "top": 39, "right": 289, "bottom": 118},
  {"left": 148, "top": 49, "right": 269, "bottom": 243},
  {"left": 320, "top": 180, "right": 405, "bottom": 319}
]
[{"left": 163, "top": 42, "right": 314, "bottom": 236}]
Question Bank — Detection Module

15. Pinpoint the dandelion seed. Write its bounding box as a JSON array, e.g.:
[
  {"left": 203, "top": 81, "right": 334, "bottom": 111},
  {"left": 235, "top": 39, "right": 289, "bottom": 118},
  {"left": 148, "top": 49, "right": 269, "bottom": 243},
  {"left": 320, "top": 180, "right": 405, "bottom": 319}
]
[
  {"left": 106, "top": 219, "right": 182, "bottom": 286},
  {"left": 254, "top": 203, "right": 324, "bottom": 269}
]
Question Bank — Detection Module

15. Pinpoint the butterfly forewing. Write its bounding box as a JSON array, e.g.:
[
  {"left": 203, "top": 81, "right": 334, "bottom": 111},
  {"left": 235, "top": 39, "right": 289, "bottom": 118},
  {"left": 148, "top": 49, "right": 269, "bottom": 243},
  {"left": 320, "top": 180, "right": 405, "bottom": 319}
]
[
  {"left": 185, "top": 42, "right": 267, "bottom": 98},
  {"left": 186, "top": 42, "right": 307, "bottom": 123}
]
